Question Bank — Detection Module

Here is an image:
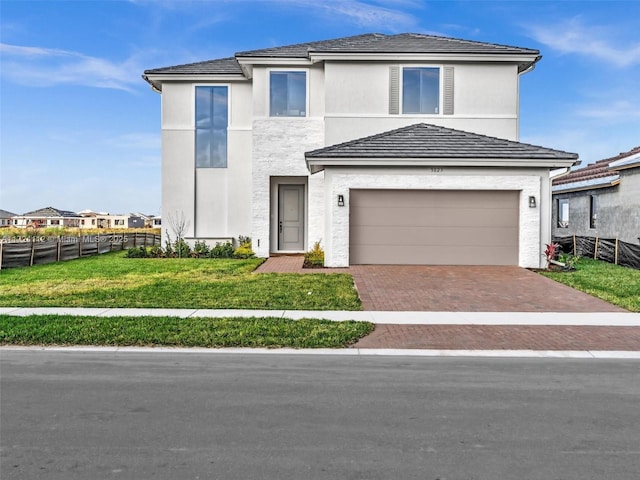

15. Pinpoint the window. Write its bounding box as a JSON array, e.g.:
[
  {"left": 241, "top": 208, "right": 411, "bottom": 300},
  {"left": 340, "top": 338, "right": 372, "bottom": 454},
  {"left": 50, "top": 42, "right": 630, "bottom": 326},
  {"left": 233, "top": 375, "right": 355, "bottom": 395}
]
[
  {"left": 270, "top": 71, "right": 306, "bottom": 117},
  {"left": 402, "top": 67, "right": 440, "bottom": 114},
  {"left": 590, "top": 195, "right": 598, "bottom": 229},
  {"left": 195, "top": 86, "right": 228, "bottom": 168},
  {"left": 557, "top": 199, "right": 569, "bottom": 228}
]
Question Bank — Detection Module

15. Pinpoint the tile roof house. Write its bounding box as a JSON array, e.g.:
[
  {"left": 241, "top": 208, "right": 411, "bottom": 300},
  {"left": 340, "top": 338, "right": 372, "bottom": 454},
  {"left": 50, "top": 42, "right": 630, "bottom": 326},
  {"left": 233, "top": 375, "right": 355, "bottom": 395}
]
[
  {"left": 143, "top": 32, "right": 578, "bottom": 267},
  {"left": 552, "top": 146, "right": 640, "bottom": 244},
  {"left": 0, "top": 209, "right": 17, "bottom": 227},
  {"left": 11, "top": 207, "right": 82, "bottom": 228}
]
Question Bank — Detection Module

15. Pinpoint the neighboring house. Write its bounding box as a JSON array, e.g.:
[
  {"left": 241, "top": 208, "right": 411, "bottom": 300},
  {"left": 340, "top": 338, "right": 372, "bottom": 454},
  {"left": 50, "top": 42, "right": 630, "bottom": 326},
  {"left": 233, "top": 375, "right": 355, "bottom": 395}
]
[
  {"left": 552, "top": 146, "right": 640, "bottom": 245},
  {"left": 12, "top": 207, "right": 82, "bottom": 228},
  {"left": 0, "top": 209, "right": 17, "bottom": 227},
  {"left": 143, "top": 33, "right": 578, "bottom": 267},
  {"left": 78, "top": 210, "right": 146, "bottom": 229}
]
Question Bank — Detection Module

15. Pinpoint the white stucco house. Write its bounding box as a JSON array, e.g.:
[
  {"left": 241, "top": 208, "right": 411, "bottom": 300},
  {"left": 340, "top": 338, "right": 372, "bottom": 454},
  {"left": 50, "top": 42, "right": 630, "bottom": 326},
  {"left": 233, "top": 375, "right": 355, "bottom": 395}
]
[{"left": 143, "top": 33, "right": 577, "bottom": 268}]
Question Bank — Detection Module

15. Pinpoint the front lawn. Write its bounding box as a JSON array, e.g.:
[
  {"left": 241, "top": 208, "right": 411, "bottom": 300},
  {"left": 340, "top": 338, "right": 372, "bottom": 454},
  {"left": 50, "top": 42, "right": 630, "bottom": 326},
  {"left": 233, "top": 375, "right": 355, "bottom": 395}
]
[
  {"left": 540, "top": 258, "right": 640, "bottom": 312},
  {"left": 0, "top": 314, "right": 373, "bottom": 348},
  {"left": 0, "top": 252, "right": 362, "bottom": 310}
]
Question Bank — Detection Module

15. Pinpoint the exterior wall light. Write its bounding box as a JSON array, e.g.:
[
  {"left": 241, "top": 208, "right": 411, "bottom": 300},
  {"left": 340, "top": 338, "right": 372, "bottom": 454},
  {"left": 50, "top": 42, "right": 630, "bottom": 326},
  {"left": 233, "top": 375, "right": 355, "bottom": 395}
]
[
  {"left": 338, "top": 194, "right": 345, "bottom": 207},
  {"left": 529, "top": 196, "right": 537, "bottom": 208}
]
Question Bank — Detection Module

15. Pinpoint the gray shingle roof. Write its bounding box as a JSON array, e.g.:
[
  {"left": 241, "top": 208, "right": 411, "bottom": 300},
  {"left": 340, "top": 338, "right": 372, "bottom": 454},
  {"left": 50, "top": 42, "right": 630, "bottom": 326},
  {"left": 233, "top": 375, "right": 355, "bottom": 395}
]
[
  {"left": 237, "top": 33, "right": 539, "bottom": 57},
  {"left": 143, "top": 33, "right": 539, "bottom": 76},
  {"left": 144, "top": 57, "right": 242, "bottom": 76},
  {"left": 22, "top": 207, "right": 79, "bottom": 217},
  {"left": 305, "top": 123, "right": 578, "bottom": 160}
]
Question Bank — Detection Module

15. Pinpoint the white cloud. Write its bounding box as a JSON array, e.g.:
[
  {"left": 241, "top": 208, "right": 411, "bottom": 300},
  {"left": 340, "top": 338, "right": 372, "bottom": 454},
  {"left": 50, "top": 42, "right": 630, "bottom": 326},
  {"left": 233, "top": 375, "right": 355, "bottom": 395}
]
[
  {"left": 525, "top": 17, "right": 640, "bottom": 68},
  {"left": 0, "top": 43, "right": 145, "bottom": 92}
]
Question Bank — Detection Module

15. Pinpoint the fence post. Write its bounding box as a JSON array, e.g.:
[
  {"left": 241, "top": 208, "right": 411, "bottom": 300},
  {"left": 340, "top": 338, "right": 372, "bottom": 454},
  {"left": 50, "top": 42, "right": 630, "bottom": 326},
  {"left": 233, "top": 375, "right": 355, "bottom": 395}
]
[
  {"left": 30, "top": 238, "right": 35, "bottom": 266},
  {"left": 57, "top": 236, "right": 62, "bottom": 262},
  {"left": 134, "top": 233, "right": 137, "bottom": 247},
  {"left": 96, "top": 234, "right": 100, "bottom": 255},
  {"left": 594, "top": 236, "right": 599, "bottom": 260},
  {"left": 573, "top": 235, "right": 577, "bottom": 255},
  {"left": 78, "top": 233, "right": 82, "bottom": 258},
  {"left": 0, "top": 240, "right": 3, "bottom": 271},
  {"left": 615, "top": 238, "right": 619, "bottom": 265}
]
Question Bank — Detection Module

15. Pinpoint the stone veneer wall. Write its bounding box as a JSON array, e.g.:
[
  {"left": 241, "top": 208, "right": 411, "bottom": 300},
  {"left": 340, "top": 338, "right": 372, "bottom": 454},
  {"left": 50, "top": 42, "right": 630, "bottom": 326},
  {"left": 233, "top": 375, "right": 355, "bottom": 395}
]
[{"left": 252, "top": 118, "right": 325, "bottom": 257}]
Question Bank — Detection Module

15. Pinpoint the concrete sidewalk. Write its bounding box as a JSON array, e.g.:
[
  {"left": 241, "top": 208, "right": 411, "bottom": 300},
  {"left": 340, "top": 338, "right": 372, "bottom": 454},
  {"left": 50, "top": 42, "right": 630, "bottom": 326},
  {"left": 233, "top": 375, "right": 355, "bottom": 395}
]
[{"left": 2, "top": 307, "right": 639, "bottom": 356}]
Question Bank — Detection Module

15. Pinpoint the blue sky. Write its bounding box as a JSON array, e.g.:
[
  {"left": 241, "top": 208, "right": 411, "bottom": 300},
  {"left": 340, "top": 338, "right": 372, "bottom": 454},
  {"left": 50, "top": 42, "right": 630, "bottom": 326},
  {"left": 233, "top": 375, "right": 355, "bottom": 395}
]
[{"left": 1, "top": 0, "right": 638, "bottom": 215}]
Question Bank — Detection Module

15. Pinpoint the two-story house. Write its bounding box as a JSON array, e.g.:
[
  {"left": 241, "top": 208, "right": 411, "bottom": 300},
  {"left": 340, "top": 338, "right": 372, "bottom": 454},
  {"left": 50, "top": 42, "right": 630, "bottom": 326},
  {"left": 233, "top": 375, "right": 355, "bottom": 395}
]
[{"left": 143, "top": 33, "right": 577, "bottom": 267}]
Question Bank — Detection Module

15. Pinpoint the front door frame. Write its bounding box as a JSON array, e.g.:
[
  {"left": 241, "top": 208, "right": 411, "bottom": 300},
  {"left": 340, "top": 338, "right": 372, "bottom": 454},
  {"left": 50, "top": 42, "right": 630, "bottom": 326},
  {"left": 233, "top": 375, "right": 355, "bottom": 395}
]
[{"left": 270, "top": 176, "right": 307, "bottom": 253}]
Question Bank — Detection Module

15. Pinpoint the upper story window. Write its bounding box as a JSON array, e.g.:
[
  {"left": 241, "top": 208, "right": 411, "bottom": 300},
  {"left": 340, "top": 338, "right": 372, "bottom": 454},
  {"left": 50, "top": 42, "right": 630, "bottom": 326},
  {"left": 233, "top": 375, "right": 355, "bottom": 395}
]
[
  {"left": 270, "top": 71, "right": 306, "bottom": 117},
  {"left": 195, "top": 85, "right": 228, "bottom": 168},
  {"left": 402, "top": 67, "right": 440, "bottom": 114}
]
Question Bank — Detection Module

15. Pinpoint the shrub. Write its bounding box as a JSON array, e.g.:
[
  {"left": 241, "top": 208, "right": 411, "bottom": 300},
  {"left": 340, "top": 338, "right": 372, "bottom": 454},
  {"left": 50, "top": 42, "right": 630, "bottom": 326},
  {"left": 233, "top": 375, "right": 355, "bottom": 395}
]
[
  {"left": 150, "top": 245, "right": 165, "bottom": 258},
  {"left": 126, "top": 246, "right": 148, "bottom": 258},
  {"left": 173, "top": 239, "right": 191, "bottom": 258},
  {"left": 211, "top": 241, "right": 235, "bottom": 258},
  {"left": 304, "top": 241, "right": 325, "bottom": 268},
  {"left": 191, "top": 240, "right": 210, "bottom": 258},
  {"left": 233, "top": 236, "right": 255, "bottom": 259}
]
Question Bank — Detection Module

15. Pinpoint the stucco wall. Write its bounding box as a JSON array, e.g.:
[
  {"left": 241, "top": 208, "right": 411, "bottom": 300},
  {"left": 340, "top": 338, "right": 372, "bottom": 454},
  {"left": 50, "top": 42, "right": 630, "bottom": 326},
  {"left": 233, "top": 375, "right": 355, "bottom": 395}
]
[
  {"left": 322, "top": 167, "right": 546, "bottom": 268},
  {"left": 323, "top": 61, "right": 519, "bottom": 144},
  {"left": 552, "top": 169, "right": 640, "bottom": 245},
  {"left": 160, "top": 81, "right": 253, "bottom": 244}
]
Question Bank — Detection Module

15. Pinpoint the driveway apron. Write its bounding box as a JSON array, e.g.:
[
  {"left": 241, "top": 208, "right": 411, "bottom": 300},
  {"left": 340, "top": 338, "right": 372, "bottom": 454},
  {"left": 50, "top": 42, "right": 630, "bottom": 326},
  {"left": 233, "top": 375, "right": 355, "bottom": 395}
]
[{"left": 347, "top": 265, "right": 624, "bottom": 312}]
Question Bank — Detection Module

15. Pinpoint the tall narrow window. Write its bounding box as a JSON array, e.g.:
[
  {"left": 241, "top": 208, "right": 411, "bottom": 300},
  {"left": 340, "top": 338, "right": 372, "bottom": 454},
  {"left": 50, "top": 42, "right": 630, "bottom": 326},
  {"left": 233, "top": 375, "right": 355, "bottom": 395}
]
[
  {"left": 589, "top": 195, "right": 598, "bottom": 229},
  {"left": 195, "top": 86, "right": 228, "bottom": 168},
  {"left": 402, "top": 67, "right": 440, "bottom": 114},
  {"left": 270, "top": 71, "right": 306, "bottom": 117},
  {"left": 557, "top": 199, "right": 569, "bottom": 228}
]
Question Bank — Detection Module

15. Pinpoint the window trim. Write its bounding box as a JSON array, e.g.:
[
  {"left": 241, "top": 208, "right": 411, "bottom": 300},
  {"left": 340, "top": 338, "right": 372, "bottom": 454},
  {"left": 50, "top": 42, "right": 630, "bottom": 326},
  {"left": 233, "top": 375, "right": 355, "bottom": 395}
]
[
  {"left": 400, "top": 65, "right": 443, "bottom": 116},
  {"left": 194, "top": 84, "right": 230, "bottom": 169},
  {"left": 267, "top": 68, "right": 309, "bottom": 118}
]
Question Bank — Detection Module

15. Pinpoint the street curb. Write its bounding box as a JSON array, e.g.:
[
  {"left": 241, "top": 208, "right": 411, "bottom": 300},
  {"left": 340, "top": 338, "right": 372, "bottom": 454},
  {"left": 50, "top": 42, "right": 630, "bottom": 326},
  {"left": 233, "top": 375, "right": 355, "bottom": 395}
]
[{"left": 2, "top": 346, "right": 640, "bottom": 359}]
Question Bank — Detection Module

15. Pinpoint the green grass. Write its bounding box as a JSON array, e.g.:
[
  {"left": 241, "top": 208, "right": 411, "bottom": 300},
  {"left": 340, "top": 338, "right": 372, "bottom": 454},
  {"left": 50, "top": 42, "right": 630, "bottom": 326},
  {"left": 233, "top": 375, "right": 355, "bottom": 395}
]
[
  {"left": 0, "top": 252, "right": 361, "bottom": 310},
  {"left": 0, "top": 314, "right": 374, "bottom": 348},
  {"left": 540, "top": 258, "right": 640, "bottom": 312}
]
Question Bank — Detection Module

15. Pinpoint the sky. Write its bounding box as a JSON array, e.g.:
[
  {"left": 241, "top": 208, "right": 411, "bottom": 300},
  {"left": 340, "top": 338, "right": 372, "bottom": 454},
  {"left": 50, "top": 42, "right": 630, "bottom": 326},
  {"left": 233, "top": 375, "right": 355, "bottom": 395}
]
[{"left": 1, "top": 0, "right": 639, "bottom": 216}]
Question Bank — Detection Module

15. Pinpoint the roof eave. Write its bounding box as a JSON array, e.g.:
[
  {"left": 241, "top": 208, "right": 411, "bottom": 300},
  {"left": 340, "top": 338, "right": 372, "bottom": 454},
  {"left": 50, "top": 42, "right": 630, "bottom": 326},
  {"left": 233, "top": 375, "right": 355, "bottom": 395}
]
[
  {"left": 306, "top": 156, "right": 578, "bottom": 174},
  {"left": 142, "top": 73, "right": 248, "bottom": 92},
  {"left": 552, "top": 178, "right": 621, "bottom": 194}
]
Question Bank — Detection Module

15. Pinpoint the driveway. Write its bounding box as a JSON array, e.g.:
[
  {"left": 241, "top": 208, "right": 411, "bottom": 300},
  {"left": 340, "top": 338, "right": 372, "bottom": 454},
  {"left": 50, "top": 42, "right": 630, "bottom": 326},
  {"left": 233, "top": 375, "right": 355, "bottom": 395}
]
[
  {"left": 256, "top": 258, "right": 625, "bottom": 312},
  {"left": 348, "top": 265, "right": 625, "bottom": 312}
]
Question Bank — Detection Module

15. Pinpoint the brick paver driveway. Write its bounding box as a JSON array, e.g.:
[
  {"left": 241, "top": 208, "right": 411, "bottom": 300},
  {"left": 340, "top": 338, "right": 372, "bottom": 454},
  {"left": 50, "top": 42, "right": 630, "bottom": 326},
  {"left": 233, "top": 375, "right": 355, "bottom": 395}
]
[
  {"left": 257, "top": 258, "right": 625, "bottom": 312},
  {"left": 347, "top": 265, "right": 625, "bottom": 312}
]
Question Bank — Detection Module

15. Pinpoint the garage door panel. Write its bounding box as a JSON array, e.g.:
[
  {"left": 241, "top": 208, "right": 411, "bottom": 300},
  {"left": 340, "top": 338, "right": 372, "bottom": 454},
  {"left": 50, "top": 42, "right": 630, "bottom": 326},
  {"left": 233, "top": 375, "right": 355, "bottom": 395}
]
[
  {"left": 350, "top": 245, "right": 516, "bottom": 266},
  {"left": 349, "top": 189, "right": 519, "bottom": 265},
  {"left": 351, "top": 226, "right": 518, "bottom": 247},
  {"left": 351, "top": 206, "right": 519, "bottom": 228}
]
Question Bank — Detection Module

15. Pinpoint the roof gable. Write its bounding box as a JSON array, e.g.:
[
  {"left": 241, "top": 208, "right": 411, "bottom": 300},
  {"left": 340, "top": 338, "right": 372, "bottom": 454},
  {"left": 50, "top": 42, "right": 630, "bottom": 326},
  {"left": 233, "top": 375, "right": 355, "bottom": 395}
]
[{"left": 22, "top": 206, "right": 79, "bottom": 218}]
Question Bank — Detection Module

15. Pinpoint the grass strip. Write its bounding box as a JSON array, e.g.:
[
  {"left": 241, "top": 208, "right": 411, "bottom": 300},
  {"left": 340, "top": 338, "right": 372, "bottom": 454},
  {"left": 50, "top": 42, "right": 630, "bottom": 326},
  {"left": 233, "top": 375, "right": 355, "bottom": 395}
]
[
  {"left": 0, "top": 253, "right": 362, "bottom": 311},
  {"left": 0, "top": 315, "right": 374, "bottom": 348},
  {"left": 540, "top": 258, "right": 640, "bottom": 312}
]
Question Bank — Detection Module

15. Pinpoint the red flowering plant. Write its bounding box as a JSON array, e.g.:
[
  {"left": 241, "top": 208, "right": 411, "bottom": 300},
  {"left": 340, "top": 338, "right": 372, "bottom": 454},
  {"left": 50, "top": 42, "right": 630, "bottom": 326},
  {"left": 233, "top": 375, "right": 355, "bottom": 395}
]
[{"left": 544, "top": 242, "right": 561, "bottom": 269}]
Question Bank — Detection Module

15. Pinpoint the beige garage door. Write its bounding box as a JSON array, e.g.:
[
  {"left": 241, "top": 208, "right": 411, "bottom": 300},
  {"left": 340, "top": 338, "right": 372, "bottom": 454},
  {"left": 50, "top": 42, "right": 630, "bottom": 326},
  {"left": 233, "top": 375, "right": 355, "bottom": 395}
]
[{"left": 349, "top": 190, "right": 519, "bottom": 265}]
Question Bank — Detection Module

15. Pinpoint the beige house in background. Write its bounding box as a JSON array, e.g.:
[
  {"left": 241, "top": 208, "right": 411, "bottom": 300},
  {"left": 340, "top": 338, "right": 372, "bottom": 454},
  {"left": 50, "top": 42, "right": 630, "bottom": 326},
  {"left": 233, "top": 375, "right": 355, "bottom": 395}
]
[{"left": 143, "top": 33, "right": 577, "bottom": 268}]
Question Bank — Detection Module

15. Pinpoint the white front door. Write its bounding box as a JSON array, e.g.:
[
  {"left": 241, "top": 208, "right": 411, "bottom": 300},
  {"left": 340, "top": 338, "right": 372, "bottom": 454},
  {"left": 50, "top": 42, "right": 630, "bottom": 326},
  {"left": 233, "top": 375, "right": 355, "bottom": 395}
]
[{"left": 278, "top": 184, "right": 305, "bottom": 251}]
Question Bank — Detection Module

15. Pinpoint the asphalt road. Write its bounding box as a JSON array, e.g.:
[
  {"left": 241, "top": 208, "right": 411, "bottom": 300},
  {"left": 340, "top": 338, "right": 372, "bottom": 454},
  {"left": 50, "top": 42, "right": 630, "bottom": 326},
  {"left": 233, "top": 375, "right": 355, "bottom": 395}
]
[{"left": 1, "top": 351, "right": 639, "bottom": 480}]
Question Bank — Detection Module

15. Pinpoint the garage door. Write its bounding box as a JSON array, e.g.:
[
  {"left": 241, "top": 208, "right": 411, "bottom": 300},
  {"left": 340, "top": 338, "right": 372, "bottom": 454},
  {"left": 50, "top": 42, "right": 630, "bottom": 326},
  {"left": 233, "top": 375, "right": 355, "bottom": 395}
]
[{"left": 349, "top": 190, "right": 519, "bottom": 265}]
